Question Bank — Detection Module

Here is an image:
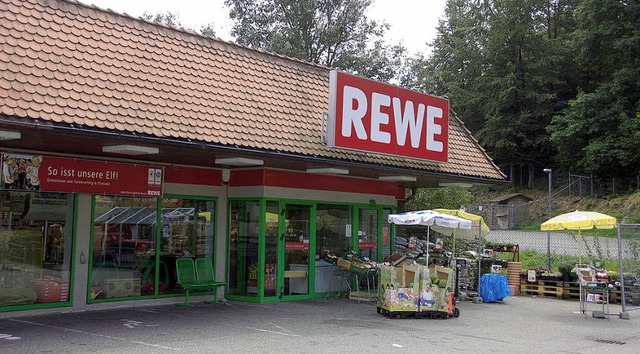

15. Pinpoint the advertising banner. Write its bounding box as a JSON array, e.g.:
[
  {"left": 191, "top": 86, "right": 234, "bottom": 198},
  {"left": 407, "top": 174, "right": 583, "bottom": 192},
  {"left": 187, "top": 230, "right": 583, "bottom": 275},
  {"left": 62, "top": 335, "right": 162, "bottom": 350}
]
[
  {"left": 327, "top": 70, "right": 449, "bottom": 162},
  {"left": 2, "top": 153, "right": 163, "bottom": 197}
]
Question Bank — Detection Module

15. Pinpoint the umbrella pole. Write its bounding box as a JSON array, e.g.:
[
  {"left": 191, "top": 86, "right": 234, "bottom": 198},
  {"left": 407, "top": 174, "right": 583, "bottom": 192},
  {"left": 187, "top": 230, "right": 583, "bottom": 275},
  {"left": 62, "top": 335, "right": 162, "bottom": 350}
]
[
  {"left": 426, "top": 226, "right": 430, "bottom": 267},
  {"left": 453, "top": 230, "right": 456, "bottom": 258},
  {"left": 578, "top": 230, "right": 582, "bottom": 264}
]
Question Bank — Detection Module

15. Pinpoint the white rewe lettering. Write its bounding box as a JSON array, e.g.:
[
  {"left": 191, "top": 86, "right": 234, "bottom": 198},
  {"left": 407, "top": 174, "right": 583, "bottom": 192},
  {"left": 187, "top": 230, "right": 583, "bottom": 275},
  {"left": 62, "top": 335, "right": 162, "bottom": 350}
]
[
  {"left": 370, "top": 92, "right": 391, "bottom": 143},
  {"left": 341, "top": 86, "right": 368, "bottom": 139},
  {"left": 426, "top": 106, "right": 443, "bottom": 152},
  {"left": 330, "top": 71, "right": 448, "bottom": 162},
  {"left": 392, "top": 98, "right": 425, "bottom": 148}
]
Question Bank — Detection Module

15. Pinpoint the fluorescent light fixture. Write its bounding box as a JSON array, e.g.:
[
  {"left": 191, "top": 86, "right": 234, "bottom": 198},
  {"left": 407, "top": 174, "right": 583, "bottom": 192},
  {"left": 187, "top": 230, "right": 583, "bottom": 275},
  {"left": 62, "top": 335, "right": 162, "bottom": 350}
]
[
  {"left": 215, "top": 157, "right": 264, "bottom": 166},
  {"left": 102, "top": 144, "right": 159, "bottom": 155},
  {"left": 306, "top": 167, "right": 349, "bottom": 175},
  {"left": 0, "top": 130, "right": 21, "bottom": 140},
  {"left": 379, "top": 176, "right": 417, "bottom": 182},
  {"left": 439, "top": 182, "right": 474, "bottom": 188}
]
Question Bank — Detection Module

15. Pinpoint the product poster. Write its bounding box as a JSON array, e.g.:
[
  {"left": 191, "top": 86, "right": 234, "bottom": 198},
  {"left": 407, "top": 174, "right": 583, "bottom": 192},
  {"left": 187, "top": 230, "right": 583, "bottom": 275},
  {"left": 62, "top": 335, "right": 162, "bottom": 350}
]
[{"left": 2, "top": 153, "right": 163, "bottom": 197}]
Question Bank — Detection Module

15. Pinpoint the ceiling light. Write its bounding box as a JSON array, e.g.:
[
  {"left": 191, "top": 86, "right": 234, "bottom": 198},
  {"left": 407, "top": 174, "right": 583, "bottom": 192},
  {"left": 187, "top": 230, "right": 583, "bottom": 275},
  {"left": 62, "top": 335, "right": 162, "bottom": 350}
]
[
  {"left": 439, "top": 182, "right": 474, "bottom": 188},
  {"left": 215, "top": 157, "right": 264, "bottom": 166},
  {"left": 0, "top": 130, "right": 21, "bottom": 140},
  {"left": 306, "top": 168, "right": 349, "bottom": 175},
  {"left": 378, "top": 176, "right": 417, "bottom": 182},
  {"left": 102, "top": 144, "right": 159, "bottom": 155}
]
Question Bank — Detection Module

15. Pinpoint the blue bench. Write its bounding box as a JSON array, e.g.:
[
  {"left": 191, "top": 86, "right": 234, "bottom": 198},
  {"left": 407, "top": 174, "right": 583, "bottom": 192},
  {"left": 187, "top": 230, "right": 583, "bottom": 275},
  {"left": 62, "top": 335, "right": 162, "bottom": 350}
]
[{"left": 176, "top": 257, "right": 226, "bottom": 307}]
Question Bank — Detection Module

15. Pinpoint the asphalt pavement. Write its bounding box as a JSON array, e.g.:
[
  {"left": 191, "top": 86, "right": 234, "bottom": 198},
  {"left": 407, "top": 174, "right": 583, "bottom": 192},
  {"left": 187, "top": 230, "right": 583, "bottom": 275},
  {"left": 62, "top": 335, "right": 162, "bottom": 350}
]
[{"left": 0, "top": 294, "right": 638, "bottom": 353}]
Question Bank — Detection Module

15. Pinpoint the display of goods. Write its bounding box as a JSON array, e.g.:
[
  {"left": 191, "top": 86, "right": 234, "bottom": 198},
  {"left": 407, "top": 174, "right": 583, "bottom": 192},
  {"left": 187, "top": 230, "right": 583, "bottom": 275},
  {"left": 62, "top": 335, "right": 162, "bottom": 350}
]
[
  {"left": 383, "top": 253, "right": 407, "bottom": 266},
  {"left": 378, "top": 264, "right": 455, "bottom": 316},
  {"left": 32, "top": 277, "right": 69, "bottom": 303},
  {"left": 337, "top": 257, "right": 351, "bottom": 271},
  {"left": 350, "top": 261, "right": 377, "bottom": 276}
]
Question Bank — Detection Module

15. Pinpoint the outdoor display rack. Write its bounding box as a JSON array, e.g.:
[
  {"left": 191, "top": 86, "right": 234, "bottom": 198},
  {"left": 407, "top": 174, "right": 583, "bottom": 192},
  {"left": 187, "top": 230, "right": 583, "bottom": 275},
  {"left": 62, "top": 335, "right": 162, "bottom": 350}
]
[{"left": 376, "top": 263, "right": 458, "bottom": 319}]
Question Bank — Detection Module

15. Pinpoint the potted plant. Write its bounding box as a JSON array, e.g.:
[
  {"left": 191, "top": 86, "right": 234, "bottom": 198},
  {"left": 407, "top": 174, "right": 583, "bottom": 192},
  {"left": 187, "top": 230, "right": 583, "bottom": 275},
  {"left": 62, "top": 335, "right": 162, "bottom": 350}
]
[{"left": 557, "top": 261, "right": 576, "bottom": 283}]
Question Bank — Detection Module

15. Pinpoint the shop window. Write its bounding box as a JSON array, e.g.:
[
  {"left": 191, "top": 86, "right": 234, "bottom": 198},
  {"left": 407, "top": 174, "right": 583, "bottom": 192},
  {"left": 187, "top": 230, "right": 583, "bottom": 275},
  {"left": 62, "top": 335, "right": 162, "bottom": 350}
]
[
  {"left": 91, "top": 196, "right": 157, "bottom": 299},
  {"left": 159, "top": 198, "right": 215, "bottom": 295},
  {"left": 91, "top": 196, "right": 215, "bottom": 300},
  {"left": 0, "top": 191, "right": 74, "bottom": 308},
  {"left": 382, "top": 208, "right": 393, "bottom": 258},
  {"left": 228, "top": 200, "right": 260, "bottom": 297},
  {"left": 316, "top": 204, "right": 351, "bottom": 259},
  {"left": 358, "top": 208, "right": 378, "bottom": 262},
  {"left": 264, "top": 201, "right": 278, "bottom": 298}
]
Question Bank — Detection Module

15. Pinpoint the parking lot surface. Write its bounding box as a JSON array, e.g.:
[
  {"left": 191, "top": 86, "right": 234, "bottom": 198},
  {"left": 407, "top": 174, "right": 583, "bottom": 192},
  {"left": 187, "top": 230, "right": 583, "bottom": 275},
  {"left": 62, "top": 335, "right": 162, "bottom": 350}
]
[{"left": 0, "top": 295, "right": 638, "bottom": 353}]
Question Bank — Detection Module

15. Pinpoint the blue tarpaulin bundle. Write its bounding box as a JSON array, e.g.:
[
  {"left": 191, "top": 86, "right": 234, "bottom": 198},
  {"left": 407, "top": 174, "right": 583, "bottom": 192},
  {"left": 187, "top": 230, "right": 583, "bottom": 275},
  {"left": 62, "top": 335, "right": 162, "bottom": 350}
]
[{"left": 480, "top": 273, "right": 511, "bottom": 303}]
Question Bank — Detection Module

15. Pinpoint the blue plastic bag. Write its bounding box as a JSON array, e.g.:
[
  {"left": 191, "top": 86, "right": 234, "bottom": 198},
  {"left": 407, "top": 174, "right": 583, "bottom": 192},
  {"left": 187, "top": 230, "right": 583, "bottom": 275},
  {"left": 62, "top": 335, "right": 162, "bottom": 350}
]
[{"left": 480, "top": 273, "right": 511, "bottom": 303}]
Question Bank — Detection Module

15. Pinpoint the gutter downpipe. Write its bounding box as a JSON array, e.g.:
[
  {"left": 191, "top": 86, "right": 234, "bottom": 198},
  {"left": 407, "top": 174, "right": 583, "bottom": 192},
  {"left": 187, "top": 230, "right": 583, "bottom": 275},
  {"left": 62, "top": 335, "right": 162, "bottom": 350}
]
[{"left": 400, "top": 186, "right": 417, "bottom": 213}]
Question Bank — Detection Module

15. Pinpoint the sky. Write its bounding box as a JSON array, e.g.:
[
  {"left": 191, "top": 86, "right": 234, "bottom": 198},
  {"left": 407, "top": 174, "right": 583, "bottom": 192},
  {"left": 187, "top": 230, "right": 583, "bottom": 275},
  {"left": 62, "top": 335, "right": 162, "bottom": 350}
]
[{"left": 80, "top": 0, "right": 447, "bottom": 55}]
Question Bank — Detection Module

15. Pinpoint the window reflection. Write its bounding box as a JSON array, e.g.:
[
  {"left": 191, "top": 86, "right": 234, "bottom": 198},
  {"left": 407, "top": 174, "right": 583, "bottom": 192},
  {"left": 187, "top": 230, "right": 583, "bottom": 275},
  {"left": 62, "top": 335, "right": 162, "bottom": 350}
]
[
  {"left": 228, "top": 200, "right": 260, "bottom": 297},
  {"left": 0, "top": 192, "right": 73, "bottom": 307},
  {"left": 316, "top": 204, "right": 351, "bottom": 259},
  {"left": 91, "top": 196, "right": 215, "bottom": 300}
]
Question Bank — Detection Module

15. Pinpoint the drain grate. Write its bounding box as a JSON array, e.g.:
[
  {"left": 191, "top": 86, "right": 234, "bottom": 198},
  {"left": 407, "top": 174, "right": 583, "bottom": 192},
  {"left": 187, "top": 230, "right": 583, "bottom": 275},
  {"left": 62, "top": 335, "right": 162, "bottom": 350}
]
[{"left": 594, "top": 338, "right": 626, "bottom": 345}]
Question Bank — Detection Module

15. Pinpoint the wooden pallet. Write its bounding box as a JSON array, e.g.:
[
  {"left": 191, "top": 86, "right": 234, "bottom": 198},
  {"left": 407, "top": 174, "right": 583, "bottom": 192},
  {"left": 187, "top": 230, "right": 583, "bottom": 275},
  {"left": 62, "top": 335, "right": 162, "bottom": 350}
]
[
  {"left": 520, "top": 284, "right": 563, "bottom": 298},
  {"left": 519, "top": 280, "right": 640, "bottom": 305},
  {"left": 349, "top": 290, "right": 377, "bottom": 302},
  {"left": 562, "top": 286, "right": 581, "bottom": 300}
]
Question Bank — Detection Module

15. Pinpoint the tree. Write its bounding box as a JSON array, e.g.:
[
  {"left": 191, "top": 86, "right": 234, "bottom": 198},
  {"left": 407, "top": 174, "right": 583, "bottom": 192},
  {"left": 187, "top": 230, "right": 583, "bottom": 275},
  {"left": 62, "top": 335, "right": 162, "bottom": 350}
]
[
  {"left": 224, "top": 0, "right": 407, "bottom": 82},
  {"left": 549, "top": 0, "right": 640, "bottom": 179},
  {"left": 415, "top": 0, "right": 579, "bottom": 187},
  {"left": 405, "top": 188, "right": 473, "bottom": 211},
  {"left": 142, "top": 11, "right": 184, "bottom": 28},
  {"left": 142, "top": 11, "right": 216, "bottom": 37}
]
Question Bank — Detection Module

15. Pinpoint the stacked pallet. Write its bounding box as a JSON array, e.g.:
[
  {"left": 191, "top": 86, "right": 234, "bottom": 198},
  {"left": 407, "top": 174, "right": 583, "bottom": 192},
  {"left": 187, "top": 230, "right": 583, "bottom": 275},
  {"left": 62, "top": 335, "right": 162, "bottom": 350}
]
[
  {"left": 520, "top": 280, "right": 564, "bottom": 298},
  {"left": 507, "top": 262, "right": 521, "bottom": 295},
  {"left": 520, "top": 280, "right": 637, "bottom": 305}
]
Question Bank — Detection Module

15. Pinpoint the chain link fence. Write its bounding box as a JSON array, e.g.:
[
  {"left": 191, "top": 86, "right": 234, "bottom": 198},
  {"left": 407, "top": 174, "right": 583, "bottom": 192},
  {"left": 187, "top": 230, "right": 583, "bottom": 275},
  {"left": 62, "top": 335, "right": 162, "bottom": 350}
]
[
  {"left": 484, "top": 230, "right": 620, "bottom": 271},
  {"left": 466, "top": 204, "right": 533, "bottom": 230},
  {"left": 618, "top": 224, "right": 640, "bottom": 315}
]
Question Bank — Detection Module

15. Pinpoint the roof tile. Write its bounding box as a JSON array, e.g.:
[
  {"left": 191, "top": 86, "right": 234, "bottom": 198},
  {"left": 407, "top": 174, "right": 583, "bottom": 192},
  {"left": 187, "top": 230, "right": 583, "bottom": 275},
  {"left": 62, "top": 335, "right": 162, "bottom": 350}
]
[{"left": 0, "top": 0, "right": 505, "bottom": 181}]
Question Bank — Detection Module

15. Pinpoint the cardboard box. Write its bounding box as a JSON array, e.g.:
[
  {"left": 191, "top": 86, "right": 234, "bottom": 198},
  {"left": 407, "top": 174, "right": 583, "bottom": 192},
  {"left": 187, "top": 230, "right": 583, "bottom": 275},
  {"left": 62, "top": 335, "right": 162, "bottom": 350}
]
[{"left": 105, "top": 278, "right": 141, "bottom": 298}]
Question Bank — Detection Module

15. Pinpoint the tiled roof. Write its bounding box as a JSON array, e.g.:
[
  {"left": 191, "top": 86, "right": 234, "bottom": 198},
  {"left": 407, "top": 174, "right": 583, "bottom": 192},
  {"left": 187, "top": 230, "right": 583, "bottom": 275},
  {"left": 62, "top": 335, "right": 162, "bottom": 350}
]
[{"left": 0, "top": 0, "right": 506, "bottom": 181}]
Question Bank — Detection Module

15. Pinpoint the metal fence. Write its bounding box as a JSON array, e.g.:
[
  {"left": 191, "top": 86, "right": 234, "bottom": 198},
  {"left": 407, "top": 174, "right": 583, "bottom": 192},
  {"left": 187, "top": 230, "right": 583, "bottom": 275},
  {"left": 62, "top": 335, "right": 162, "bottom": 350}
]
[
  {"left": 466, "top": 204, "right": 533, "bottom": 230},
  {"left": 618, "top": 224, "right": 640, "bottom": 316},
  {"left": 480, "top": 227, "right": 640, "bottom": 317},
  {"left": 484, "top": 230, "right": 620, "bottom": 270}
]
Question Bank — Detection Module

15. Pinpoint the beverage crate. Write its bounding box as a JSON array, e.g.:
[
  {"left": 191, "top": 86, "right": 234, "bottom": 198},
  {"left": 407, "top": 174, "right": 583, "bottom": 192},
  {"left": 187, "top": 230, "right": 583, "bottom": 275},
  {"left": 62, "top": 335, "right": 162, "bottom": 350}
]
[{"left": 336, "top": 258, "right": 351, "bottom": 271}]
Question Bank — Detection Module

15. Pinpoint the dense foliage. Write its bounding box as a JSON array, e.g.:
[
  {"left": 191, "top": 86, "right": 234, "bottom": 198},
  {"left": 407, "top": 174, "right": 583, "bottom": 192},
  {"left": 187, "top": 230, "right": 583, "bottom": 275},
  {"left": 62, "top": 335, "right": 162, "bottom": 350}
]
[
  {"left": 224, "top": 0, "right": 408, "bottom": 82},
  {"left": 417, "top": 0, "right": 640, "bottom": 187},
  {"left": 405, "top": 187, "right": 473, "bottom": 211}
]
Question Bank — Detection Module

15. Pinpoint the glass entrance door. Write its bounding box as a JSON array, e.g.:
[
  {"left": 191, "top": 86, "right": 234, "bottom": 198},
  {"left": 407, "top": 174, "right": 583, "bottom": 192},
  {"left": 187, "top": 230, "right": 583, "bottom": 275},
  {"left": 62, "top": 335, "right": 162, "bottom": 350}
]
[
  {"left": 280, "top": 203, "right": 312, "bottom": 299},
  {"left": 357, "top": 208, "right": 379, "bottom": 262}
]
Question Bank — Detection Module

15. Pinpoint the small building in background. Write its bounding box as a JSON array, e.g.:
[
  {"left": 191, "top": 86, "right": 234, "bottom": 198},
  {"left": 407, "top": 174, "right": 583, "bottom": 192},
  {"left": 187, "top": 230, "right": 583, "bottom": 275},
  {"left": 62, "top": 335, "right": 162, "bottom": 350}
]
[{"left": 490, "top": 193, "right": 534, "bottom": 229}]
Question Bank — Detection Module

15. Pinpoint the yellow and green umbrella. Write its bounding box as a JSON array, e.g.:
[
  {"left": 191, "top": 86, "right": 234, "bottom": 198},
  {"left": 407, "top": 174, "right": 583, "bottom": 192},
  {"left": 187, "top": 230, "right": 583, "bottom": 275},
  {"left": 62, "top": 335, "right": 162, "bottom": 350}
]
[{"left": 541, "top": 210, "right": 617, "bottom": 263}]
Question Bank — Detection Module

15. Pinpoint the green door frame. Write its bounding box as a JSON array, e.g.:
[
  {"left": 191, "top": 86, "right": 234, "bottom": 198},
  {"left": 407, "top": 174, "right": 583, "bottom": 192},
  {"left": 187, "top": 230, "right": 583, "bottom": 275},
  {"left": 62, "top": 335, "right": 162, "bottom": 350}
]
[
  {"left": 225, "top": 198, "right": 395, "bottom": 304},
  {"left": 277, "top": 200, "right": 316, "bottom": 301}
]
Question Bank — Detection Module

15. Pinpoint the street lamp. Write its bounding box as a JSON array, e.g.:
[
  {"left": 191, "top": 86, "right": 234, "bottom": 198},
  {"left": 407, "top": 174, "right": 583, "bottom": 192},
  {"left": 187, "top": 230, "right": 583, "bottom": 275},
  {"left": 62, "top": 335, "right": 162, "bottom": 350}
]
[{"left": 543, "top": 168, "right": 552, "bottom": 270}]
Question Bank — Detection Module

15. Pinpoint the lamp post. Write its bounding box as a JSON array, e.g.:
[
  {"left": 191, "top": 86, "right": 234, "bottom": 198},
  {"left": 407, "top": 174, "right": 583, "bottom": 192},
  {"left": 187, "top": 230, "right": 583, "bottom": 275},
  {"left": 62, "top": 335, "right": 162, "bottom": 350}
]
[{"left": 543, "top": 168, "right": 552, "bottom": 270}]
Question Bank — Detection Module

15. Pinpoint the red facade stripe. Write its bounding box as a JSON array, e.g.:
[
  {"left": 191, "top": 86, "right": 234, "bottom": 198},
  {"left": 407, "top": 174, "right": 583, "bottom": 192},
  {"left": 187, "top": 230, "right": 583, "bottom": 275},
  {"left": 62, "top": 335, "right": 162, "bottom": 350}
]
[{"left": 231, "top": 169, "right": 403, "bottom": 198}]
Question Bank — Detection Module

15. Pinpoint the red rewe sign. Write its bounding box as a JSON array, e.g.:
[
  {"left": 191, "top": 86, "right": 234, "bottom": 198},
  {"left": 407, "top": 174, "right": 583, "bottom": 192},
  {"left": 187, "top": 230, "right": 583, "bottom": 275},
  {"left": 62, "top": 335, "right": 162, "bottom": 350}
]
[
  {"left": 327, "top": 71, "right": 449, "bottom": 162},
  {"left": 2, "top": 153, "right": 163, "bottom": 197}
]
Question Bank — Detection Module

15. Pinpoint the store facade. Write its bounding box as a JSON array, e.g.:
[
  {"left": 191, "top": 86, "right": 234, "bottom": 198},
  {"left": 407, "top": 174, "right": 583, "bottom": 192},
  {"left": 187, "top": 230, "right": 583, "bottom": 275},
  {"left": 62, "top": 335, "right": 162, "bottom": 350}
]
[{"left": 0, "top": 0, "right": 506, "bottom": 317}]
